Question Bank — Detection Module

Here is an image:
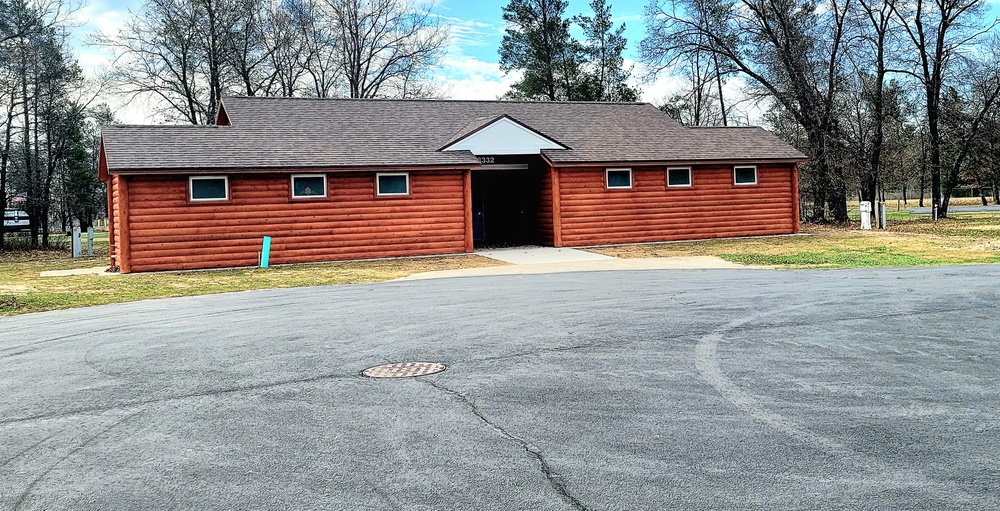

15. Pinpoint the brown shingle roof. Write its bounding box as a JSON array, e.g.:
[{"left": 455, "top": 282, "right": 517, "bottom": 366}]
[{"left": 101, "top": 97, "right": 806, "bottom": 171}]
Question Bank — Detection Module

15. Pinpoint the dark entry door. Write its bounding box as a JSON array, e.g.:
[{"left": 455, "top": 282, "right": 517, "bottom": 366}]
[
  {"left": 472, "top": 194, "right": 486, "bottom": 242},
  {"left": 471, "top": 168, "right": 542, "bottom": 248}
]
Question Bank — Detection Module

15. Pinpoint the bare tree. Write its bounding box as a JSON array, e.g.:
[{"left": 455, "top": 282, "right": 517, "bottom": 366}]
[
  {"left": 300, "top": 0, "right": 343, "bottom": 97},
  {"left": 642, "top": 0, "right": 854, "bottom": 222},
  {"left": 847, "top": 0, "right": 900, "bottom": 225},
  {"left": 261, "top": 0, "right": 311, "bottom": 96},
  {"left": 324, "top": 0, "right": 447, "bottom": 98},
  {"left": 889, "top": 0, "right": 999, "bottom": 216},
  {"left": 95, "top": 0, "right": 210, "bottom": 124},
  {"left": 225, "top": 0, "right": 274, "bottom": 97}
]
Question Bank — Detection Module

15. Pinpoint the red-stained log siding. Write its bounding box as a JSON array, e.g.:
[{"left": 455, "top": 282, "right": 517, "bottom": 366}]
[
  {"left": 122, "top": 171, "right": 468, "bottom": 272},
  {"left": 110, "top": 175, "right": 124, "bottom": 268},
  {"left": 557, "top": 164, "right": 796, "bottom": 246},
  {"left": 537, "top": 168, "right": 554, "bottom": 245}
]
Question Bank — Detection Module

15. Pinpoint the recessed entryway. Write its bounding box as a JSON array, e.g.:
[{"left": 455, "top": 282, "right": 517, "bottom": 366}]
[{"left": 472, "top": 167, "right": 544, "bottom": 248}]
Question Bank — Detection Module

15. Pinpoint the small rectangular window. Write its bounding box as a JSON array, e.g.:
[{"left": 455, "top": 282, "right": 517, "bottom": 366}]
[
  {"left": 291, "top": 174, "right": 327, "bottom": 199},
  {"left": 734, "top": 166, "right": 757, "bottom": 185},
  {"left": 606, "top": 168, "right": 632, "bottom": 189},
  {"left": 667, "top": 167, "right": 692, "bottom": 187},
  {"left": 376, "top": 173, "right": 409, "bottom": 196},
  {"left": 189, "top": 176, "right": 229, "bottom": 201}
]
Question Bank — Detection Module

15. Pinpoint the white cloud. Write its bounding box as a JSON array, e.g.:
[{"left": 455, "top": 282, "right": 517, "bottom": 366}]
[
  {"left": 436, "top": 15, "right": 501, "bottom": 50},
  {"left": 430, "top": 14, "right": 518, "bottom": 100},
  {"left": 434, "top": 54, "right": 520, "bottom": 100}
]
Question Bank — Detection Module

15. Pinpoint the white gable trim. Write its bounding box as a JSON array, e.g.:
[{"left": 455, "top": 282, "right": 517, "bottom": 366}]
[{"left": 441, "top": 116, "right": 566, "bottom": 155}]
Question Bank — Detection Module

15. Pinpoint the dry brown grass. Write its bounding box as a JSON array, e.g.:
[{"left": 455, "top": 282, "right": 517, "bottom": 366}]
[
  {"left": 0, "top": 236, "right": 504, "bottom": 315},
  {"left": 587, "top": 214, "right": 1000, "bottom": 269}
]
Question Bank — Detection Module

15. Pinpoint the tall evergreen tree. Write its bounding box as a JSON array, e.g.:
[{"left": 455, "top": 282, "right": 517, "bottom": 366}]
[
  {"left": 576, "top": 0, "right": 638, "bottom": 101},
  {"left": 498, "top": 0, "right": 584, "bottom": 100}
]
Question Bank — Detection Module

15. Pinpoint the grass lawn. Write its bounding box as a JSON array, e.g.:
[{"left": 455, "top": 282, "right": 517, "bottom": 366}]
[
  {"left": 587, "top": 212, "right": 1000, "bottom": 269},
  {"left": 0, "top": 234, "right": 504, "bottom": 316},
  {"left": 4, "top": 211, "right": 1000, "bottom": 315}
]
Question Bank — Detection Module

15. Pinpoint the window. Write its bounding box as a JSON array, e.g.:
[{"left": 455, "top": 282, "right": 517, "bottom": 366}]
[
  {"left": 667, "top": 167, "right": 692, "bottom": 187},
  {"left": 189, "top": 176, "right": 229, "bottom": 201},
  {"left": 606, "top": 168, "right": 632, "bottom": 189},
  {"left": 291, "top": 174, "right": 327, "bottom": 199},
  {"left": 376, "top": 173, "right": 409, "bottom": 196},
  {"left": 734, "top": 166, "right": 758, "bottom": 185}
]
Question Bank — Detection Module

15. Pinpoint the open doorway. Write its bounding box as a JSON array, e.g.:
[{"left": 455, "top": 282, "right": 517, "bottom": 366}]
[{"left": 471, "top": 166, "right": 544, "bottom": 248}]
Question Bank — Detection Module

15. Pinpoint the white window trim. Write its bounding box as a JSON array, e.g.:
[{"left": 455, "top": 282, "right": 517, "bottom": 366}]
[
  {"left": 606, "top": 168, "right": 632, "bottom": 190},
  {"left": 291, "top": 174, "right": 328, "bottom": 199},
  {"left": 666, "top": 167, "right": 693, "bottom": 188},
  {"left": 376, "top": 172, "right": 410, "bottom": 196},
  {"left": 734, "top": 165, "right": 758, "bottom": 186},
  {"left": 189, "top": 176, "right": 229, "bottom": 202}
]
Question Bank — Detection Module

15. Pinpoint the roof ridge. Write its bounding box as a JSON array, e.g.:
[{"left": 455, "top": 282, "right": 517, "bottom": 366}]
[
  {"left": 103, "top": 124, "right": 228, "bottom": 129},
  {"left": 222, "top": 95, "right": 653, "bottom": 107}
]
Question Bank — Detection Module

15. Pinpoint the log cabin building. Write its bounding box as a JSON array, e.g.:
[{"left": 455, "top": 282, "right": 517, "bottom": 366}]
[{"left": 98, "top": 97, "right": 807, "bottom": 273}]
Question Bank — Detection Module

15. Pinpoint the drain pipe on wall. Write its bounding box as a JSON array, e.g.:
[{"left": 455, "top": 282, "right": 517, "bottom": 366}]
[{"left": 260, "top": 236, "right": 271, "bottom": 268}]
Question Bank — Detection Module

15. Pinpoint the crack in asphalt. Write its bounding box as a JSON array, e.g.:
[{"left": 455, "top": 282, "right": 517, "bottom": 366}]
[
  {"left": 0, "top": 372, "right": 358, "bottom": 426},
  {"left": 13, "top": 411, "right": 145, "bottom": 510},
  {"left": 422, "top": 378, "right": 588, "bottom": 511}
]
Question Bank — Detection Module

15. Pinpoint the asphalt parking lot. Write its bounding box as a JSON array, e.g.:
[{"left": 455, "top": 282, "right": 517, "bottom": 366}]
[{"left": 2, "top": 266, "right": 999, "bottom": 510}]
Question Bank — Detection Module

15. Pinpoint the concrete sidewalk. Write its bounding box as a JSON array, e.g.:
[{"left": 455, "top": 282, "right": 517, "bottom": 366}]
[
  {"left": 396, "top": 255, "right": 745, "bottom": 281},
  {"left": 475, "top": 246, "right": 615, "bottom": 264}
]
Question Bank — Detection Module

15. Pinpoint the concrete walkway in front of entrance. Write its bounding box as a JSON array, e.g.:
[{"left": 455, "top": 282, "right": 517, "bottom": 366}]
[
  {"left": 397, "top": 246, "right": 744, "bottom": 281},
  {"left": 476, "top": 246, "right": 615, "bottom": 265}
]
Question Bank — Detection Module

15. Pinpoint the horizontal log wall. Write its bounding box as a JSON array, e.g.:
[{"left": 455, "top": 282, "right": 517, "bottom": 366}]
[
  {"left": 123, "top": 171, "right": 468, "bottom": 272},
  {"left": 557, "top": 164, "right": 796, "bottom": 246},
  {"left": 537, "top": 168, "right": 554, "bottom": 245},
  {"left": 110, "top": 175, "right": 122, "bottom": 268}
]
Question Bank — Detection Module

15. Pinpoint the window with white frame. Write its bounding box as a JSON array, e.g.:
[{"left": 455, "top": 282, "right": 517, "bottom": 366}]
[
  {"left": 734, "top": 166, "right": 758, "bottom": 185},
  {"left": 667, "top": 167, "right": 692, "bottom": 187},
  {"left": 291, "top": 174, "right": 327, "bottom": 199},
  {"left": 376, "top": 173, "right": 409, "bottom": 196},
  {"left": 606, "top": 168, "right": 632, "bottom": 189},
  {"left": 189, "top": 176, "right": 229, "bottom": 201}
]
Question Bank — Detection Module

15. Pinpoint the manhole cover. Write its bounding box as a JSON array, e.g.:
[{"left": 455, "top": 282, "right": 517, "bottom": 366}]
[{"left": 362, "top": 362, "right": 447, "bottom": 378}]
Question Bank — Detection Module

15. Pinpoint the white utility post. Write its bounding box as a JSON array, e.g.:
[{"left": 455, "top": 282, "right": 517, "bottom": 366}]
[
  {"left": 87, "top": 227, "right": 94, "bottom": 257},
  {"left": 72, "top": 226, "right": 81, "bottom": 258},
  {"left": 860, "top": 201, "right": 872, "bottom": 230}
]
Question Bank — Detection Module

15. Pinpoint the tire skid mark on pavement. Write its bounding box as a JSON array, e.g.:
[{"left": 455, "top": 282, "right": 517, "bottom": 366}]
[
  {"left": 10, "top": 410, "right": 145, "bottom": 510},
  {"left": 694, "top": 299, "right": 991, "bottom": 501},
  {"left": 694, "top": 301, "right": 848, "bottom": 454},
  {"left": 0, "top": 435, "right": 54, "bottom": 469},
  {"left": 0, "top": 301, "right": 305, "bottom": 358},
  {"left": 0, "top": 371, "right": 359, "bottom": 426},
  {"left": 421, "top": 378, "right": 589, "bottom": 511}
]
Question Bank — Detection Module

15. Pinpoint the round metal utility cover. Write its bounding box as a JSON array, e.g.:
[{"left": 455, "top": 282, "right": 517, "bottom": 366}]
[{"left": 362, "top": 362, "right": 447, "bottom": 378}]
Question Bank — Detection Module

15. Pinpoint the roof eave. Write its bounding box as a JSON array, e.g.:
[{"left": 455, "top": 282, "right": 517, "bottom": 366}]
[
  {"left": 107, "top": 162, "right": 483, "bottom": 175},
  {"left": 543, "top": 157, "right": 809, "bottom": 168}
]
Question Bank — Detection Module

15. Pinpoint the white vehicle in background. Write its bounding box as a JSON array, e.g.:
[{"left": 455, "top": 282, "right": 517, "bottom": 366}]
[{"left": 3, "top": 210, "right": 30, "bottom": 233}]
